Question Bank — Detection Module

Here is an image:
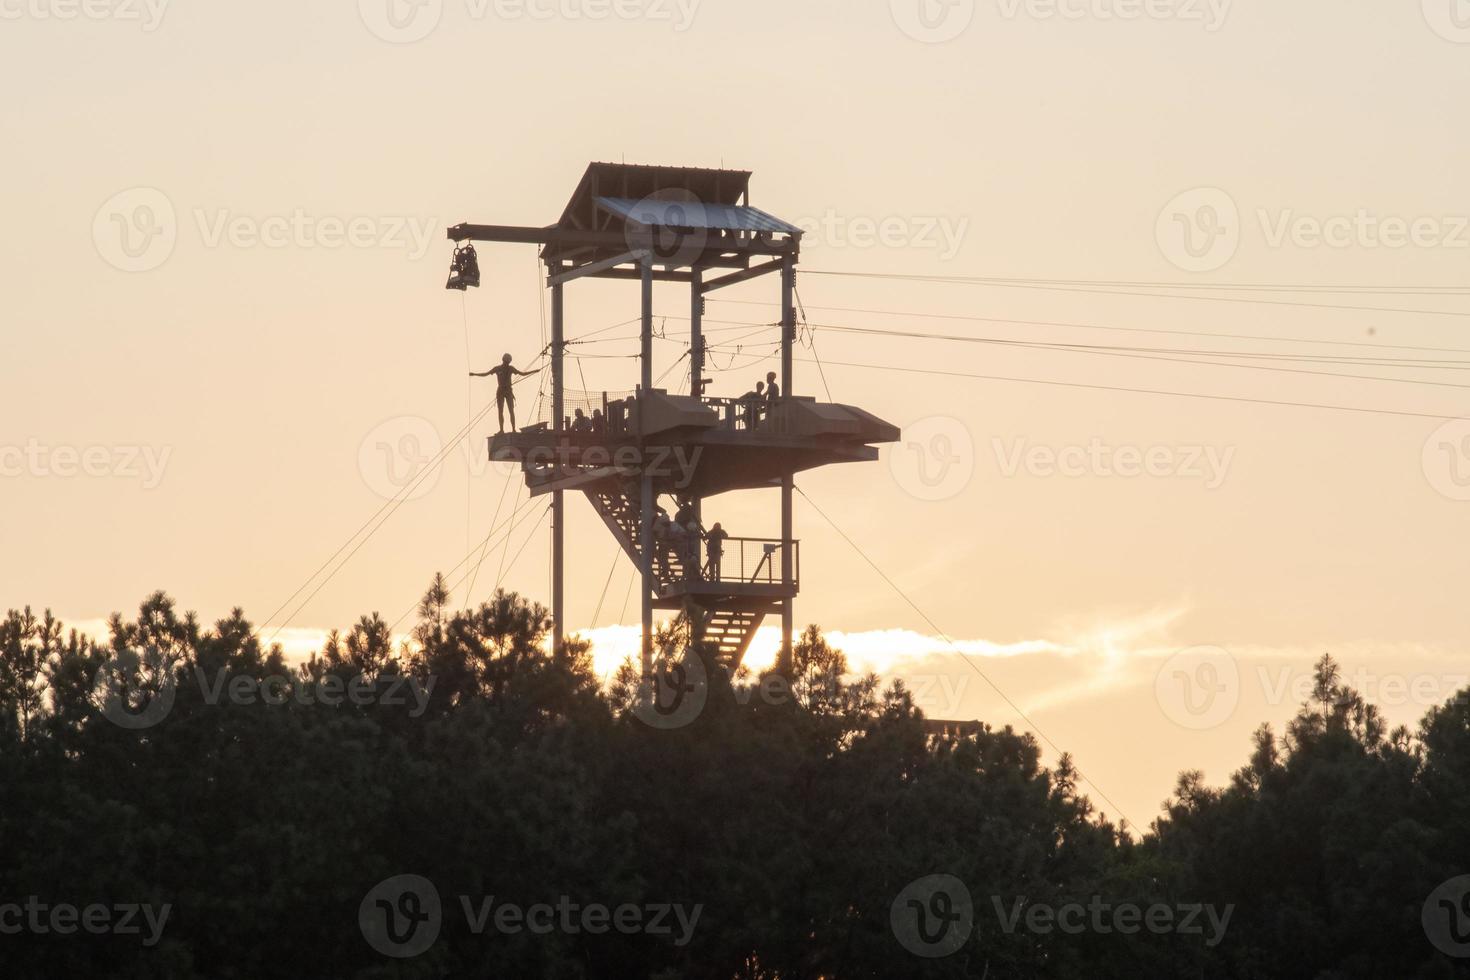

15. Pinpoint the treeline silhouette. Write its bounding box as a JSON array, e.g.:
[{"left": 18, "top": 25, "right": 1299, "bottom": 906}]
[{"left": 2, "top": 580, "right": 1466, "bottom": 978}]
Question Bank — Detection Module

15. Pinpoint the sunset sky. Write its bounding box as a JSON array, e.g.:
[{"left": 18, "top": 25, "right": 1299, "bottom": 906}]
[{"left": 5, "top": 1, "right": 1470, "bottom": 827}]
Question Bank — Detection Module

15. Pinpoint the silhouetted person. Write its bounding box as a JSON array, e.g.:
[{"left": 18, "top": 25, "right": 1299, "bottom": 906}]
[
  {"left": 765, "top": 371, "right": 780, "bottom": 405},
  {"left": 653, "top": 510, "right": 672, "bottom": 579},
  {"left": 470, "top": 353, "right": 540, "bottom": 433},
  {"left": 571, "top": 408, "right": 593, "bottom": 434},
  {"left": 743, "top": 383, "right": 765, "bottom": 430},
  {"left": 591, "top": 409, "right": 606, "bottom": 434},
  {"left": 705, "top": 521, "right": 728, "bottom": 579},
  {"left": 684, "top": 516, "right": 702, "bottom": 578}
]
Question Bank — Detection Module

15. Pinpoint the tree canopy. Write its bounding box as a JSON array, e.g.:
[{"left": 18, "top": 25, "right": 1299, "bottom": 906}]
[{"left": 1, "top": 588, "right": 1466, "bottom": 977}]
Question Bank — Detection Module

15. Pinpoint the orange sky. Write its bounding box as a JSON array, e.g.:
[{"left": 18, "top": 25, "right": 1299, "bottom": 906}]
[{"left": 5, "top": 0, "right": 1470, "bottom": 827}]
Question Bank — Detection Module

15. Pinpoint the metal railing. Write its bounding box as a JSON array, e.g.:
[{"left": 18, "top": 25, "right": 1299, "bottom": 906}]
[
  {"left": 700, "top": 395, "right": 790, "bottom": 435},
  {"left": 694, "top": 536, "right": 799, "bottom": 588}
]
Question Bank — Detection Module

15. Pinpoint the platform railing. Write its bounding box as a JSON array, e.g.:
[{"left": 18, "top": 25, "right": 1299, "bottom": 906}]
[
  {"left": 690, "top": 536, "right": 798, "bottom": 588},
  {"left": 515, "top": 391, "right": 791, "bottom": 440},
  {"left": 700, "top": 395, "right": 790, "bottom": 435}
]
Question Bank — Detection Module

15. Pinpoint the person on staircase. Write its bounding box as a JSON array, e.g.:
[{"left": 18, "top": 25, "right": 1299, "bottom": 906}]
[
  {"left": 653, "top": 509, "right": 672, "bottom": 580},
  {"left": 684, "top": 515, "right": 702, "bottom": 579}
]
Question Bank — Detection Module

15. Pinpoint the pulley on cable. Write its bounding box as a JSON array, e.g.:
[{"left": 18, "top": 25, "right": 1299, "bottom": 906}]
[{"left": 445, "top": 242, "right": 481, "bottom": 291}]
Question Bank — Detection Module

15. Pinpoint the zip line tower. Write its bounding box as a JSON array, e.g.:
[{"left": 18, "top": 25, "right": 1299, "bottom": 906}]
[{"left": 448, "top": 163, "right": 897, "bottom": 676}]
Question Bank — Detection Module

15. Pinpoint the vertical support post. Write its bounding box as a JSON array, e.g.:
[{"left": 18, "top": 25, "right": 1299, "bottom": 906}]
[
  {"left": 640, "top": 258, "right": 655, "bottom": 675},
  {"left": 690, "top": 266, "right": 704, "bottom": 529},
  {"left": 551, "top": 280, "right": 565, "bottom": 655},
  {"left": 779, "top": 254, "right": 796, "bottom": 675}
]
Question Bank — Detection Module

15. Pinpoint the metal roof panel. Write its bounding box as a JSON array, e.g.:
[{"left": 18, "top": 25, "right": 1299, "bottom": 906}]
[{"left": 596, "top": 197, "right": 803, "bottom": 236}]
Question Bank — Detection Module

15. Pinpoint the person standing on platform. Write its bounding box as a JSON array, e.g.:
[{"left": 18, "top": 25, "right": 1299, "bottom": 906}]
[{"left": 470, "top": 353, "right": 541, "bottom": 433}]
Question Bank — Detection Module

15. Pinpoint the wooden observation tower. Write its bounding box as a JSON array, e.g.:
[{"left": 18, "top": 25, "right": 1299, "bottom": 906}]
[{"left": 448, "top": 163, "right": 897, "bottom": 676}]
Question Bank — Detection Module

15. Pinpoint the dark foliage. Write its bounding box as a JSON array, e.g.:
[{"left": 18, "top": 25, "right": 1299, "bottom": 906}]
[{"left": 1, "top": 590, "right": 1465, "bottom": 978}]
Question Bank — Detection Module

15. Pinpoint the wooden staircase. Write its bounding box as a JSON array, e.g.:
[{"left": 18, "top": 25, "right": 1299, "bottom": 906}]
[
  {"left": 586, "top": 489, "right": 768, "bottom": 670},
  {"left": 586, "top": 489, "right": 687, "bottom": 587}
]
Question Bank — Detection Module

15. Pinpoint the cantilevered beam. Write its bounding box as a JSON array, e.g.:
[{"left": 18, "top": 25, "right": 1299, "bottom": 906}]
[
  {"left": 548, "top": 249, "right": 648, "bottom": 286},
  {"left": 701, "top": 258, "right": 787, "bottom": 293}
]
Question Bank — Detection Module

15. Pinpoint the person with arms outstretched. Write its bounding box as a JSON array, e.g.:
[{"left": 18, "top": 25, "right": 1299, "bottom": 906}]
[{"left": 470, "top": 353, "right": 541, "bottom": 433}]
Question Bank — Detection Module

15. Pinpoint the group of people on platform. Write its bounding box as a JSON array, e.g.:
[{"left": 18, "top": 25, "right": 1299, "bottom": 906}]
[
  {"left": 474, "top": 351, "right": 785, "bottom": 437},
  {"left": 652, "top": 499, "right": 729, "bottom": 582},
  {"left": 739, "top": 371, "right": 781, "bottom": 430}
]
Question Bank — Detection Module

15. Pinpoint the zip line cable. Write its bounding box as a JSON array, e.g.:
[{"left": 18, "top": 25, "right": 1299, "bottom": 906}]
[
  {"left": 801, "top": 356, "right": 1469, "bottom": 422},
  {"left": 859, "top": 275, "right": 1470, "bottom": 296},
  {"left": 802, "top": 270, "right": 1470, "bottom": 319},
  {"left": 258, "top": 348, "right": 549, "bottom": 642},
  {"left": 464, "top": 460, "right": 518, "bottom": 610},
  {"left": 707, "top": 298, "right": 1470, "bottom": 357},
  {"left": 796, "top": 486, "right": 1137, "bottom": 830},
  {"left": 386, "top": 493, "right": 544, "bottom": 633}
]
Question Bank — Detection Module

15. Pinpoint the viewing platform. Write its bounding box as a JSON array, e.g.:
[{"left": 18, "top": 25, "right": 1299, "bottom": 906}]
[{"left": 489, "top": 388, "right": 899, "bottom": 499}]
